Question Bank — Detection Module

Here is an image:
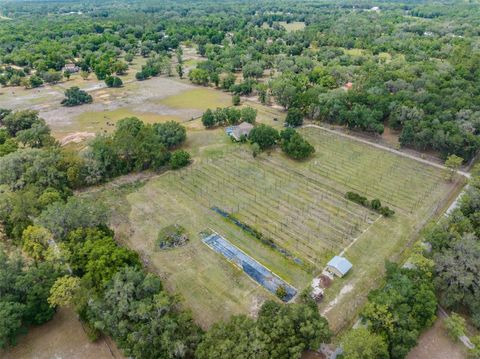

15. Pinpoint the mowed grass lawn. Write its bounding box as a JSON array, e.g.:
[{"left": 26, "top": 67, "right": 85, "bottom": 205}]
[{"left": 82, "top": 124, "right": 462, "bottom": 330}]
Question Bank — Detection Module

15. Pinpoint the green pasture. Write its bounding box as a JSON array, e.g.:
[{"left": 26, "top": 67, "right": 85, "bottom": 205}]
[{"left": 158, "top": 88, "right": 232, "bottom": 111}]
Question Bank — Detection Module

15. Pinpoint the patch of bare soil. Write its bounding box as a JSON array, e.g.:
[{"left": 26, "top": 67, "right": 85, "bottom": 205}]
[
  {"left": 1, "top": 308, "right": 124, "bottom": 359},
  {"left": 407, "top": 317, "right": 467, "bottom": 359}
]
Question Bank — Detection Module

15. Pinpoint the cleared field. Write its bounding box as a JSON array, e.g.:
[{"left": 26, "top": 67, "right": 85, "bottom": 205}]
[
  {"left": 278, "top": 21, "right": 306, "bottom": 32},
  {"left": 82, "top": 124, "right": 459, "bottom": 330},
  {"left": 53, "top": 108, "right": 183, "bottom": 139},
  {"left": 158, "top": 88, "right": 232, "bottom": 110},
  {"left": 1, "top": 308, "right": 123, "bottom": 359}
]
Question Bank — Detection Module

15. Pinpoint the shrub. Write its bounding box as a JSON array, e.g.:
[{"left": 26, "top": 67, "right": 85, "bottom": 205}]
[
  {"left": 105, "top": 76, "right": 123, "bottom": 88},
  {"left": 370, "top": 198, "right": 382, "bottom": 210},
  {"left": 232, "top": 94, "right": 241, "bottom": 106},
  {"left": 170, "top": 150, "right": 190, "bottom": 169},
  {"left": 156, "top": 224, "right": 188, "bottom": 250},
  {"left": 276, "top": 285, "right": 288, "bottom": 300}
]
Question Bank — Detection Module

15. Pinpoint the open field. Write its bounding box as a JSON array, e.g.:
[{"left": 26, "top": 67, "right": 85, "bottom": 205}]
[
  {"left": 82, "top": 120, "right": 460, "bottom": 330},
  {"left": 157, "top": 87, "right": 232, "bottom": 111},
  {"left": 278, "top": 21, "right": 306, "bottom": 32},
  {"left": 407, "top": 316, "right": 467, "bottom": 359},
  {"left": 1, "top": 308, "right": 123, "bottom": 359}
]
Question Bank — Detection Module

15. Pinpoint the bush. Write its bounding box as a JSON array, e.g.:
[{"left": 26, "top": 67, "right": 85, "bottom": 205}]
[
  {"left": 241, "top": 107, "right": 257, "bottom": 124},
  {"left": 345, "top": 191, "right": 369, "bottom": 206},
  {"left": 202, "top": 109, "right": 215, "bottom": 128},
  {"left": 232, "top": 94, "right": 241, "bottom": 106},
  {"left": 370, "top": 198, "right": 382, "bottom": 210},
  {"left": 156, "top": 224, "right": 188, "bottom": 250},
  {"left": 276, "top": 285, "right": 288, "bottom": 300},
  {"left": 170, "top": 150, "right": 190, "bottom": 169},
  {"left": 135, "top": 71, "right": 147, "bottom": 81},
  {"left": 105, "top": 76, "right": 123, "bottom": 88}
]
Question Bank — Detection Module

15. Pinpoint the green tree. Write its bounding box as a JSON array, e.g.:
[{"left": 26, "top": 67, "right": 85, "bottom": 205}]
[
  {"left": 202, "top": 108, "right": 216, "bottom": 128},
  {"left": 48, "top": 275, "right": 81, "bottom": 308},
  {"left": 285, "top": 107, "right": 304, "bottom": 127},
  {"left": 249, "top": 124, "right": 279, "bottom": 150},
  {"left": 0, "top": 302, "right": 26, "bottom": 349},
  {"left": 21, "top": 225, "right": 52, "bottom": 261},
  {"left": 241, "top": 107, "right": 257, "bottom": 124},
  {"left": 61, "top": 87, "right": 93, "bottom": 107},
  {"left": 444, "top": 313, "right": 466, "bottom": 341},
  {"left": 189, "top": 68, "right": 209, "bottom": 86},
  {"left": 445, "top": 154, "right": 463, "bottom": 181},
  {"left": 88, "top": 267, "right": 202, "bottom": 358},
  {"left": 153, "top": 121, "right": 186, "bottom": 149},
  {"left": 2, "top": 110, "right": 40, "bottom": 136},
  {"left": 105, "top": 75, "right": 123, "bottom": 88},
  {"left": 341, "top": 328, "right": 389, "bottom": 359}
]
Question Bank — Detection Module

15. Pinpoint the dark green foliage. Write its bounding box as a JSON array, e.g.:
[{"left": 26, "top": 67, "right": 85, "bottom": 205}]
[
  {"left": 87, "top": 267, "right": 202, "bottom": 359},
  {"left": 36, "top": 197, "right": 108, "bottom": 240},
  {"left": 232, "top": 94, "right": 241, "bottom": 106},
  {"left": 249, "top": 124, "right": 279, "bottom": 150},
  {"left": 63, "top": 227, "right": 140, "bottom": 291},
  {"left": 153, "top": 121, "right": 187, "bottom": 149},
  {"left": 0, "top": 248, "right": 62, "bottom": 349},
  {"left": 170, "top": 150, "right": 190, "bottom": 169},
  {"left": 88, "top": 117, "right": 171, "bottom": 178},
  {"left": 61, "top": 87, "right": 93, "bottom": 107},
  {"left": 2, "top": 110, "right": 40, "bottom": 137},
  {"left": 285, "top": 107, "right": 304, "bottom": 127},
  {"left": 280, "top": 129, "right": 315, "bottom": 160},
  {"left": 196, "top": 300, "right": 331, "bottom": 359},
  {"left": 345, "top": 192, "right": 395, "bottom": 217},
  {"left": 362, "top": 262, "right": 437, "bottom": 359},
  {"left": 105, "top": 75, "right": 123, "bottom": 88},
  {"left": 201, "top": 109, "right": 215, "bottom": 128}
]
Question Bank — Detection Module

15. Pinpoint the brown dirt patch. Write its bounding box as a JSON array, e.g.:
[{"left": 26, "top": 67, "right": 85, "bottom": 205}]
[
  {"left": 407, "top": 316, "right": 467, "bottom": 359},
  {"left": 1, "top": 308, "right": 124, "bottom": 359}
]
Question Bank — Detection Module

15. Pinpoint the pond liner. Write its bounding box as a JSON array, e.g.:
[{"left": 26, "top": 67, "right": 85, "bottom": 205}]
[{"left": 203, "top": 232, "right": 297, "bottom": 302}]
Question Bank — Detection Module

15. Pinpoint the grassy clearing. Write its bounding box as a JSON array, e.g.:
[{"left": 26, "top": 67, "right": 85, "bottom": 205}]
[
  {"left": 158, "top": 88, "right": 232, "bottom": 111},
  {"left": 278, "top": 21, "right": 306, "bottom": 32},
  {"left": 59, "top": 108, "right": 182, "bottom": 136},
  {"left": 82, "top": 123, "right": 457, "bottom": 330},
  {"left": 1, "top": 308, "right": 122, "bottom": 359}
]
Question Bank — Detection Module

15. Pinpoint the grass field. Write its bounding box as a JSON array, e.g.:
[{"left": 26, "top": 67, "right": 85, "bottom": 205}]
[
  {"left": 55, "top": 108, "right": 184, "bottom": 138},
  {"left": 82, "top": 121, "right": 460, "bottom": 330},
  {"left": 278, "top": 21, "right": 306, "bottom": 32},
  {"left": 158, "top": 88, "right": 232, "bottom": 111}
]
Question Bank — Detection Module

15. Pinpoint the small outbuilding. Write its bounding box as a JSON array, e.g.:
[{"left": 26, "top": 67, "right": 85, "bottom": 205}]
[
  {"left": 228, "top": 122, "right": 254, "bottom": 141},
  {"left": 63, "top": 63, "right": 80, "bottom": 73},
  {"left": 326, "top": 256, "right": 352, "bottom": 278}
]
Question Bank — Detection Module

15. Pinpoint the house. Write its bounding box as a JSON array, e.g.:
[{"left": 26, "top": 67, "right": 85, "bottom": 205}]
[
  {"left": 326, "top": 256, "right": 352, "bottom": 278},
  {"left": 63, "top": 63, "right": 80, "bottom": 73},
  {"left": 228, "top": 122, "right": 254, "bottom": 141}
]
